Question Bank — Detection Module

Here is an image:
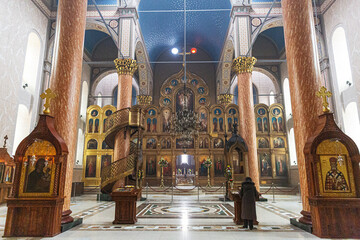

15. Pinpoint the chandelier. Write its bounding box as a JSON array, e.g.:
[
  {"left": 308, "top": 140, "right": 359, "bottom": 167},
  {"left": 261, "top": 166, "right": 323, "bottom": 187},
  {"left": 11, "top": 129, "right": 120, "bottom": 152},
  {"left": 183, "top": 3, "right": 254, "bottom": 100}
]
[{"left": 172, "top": 85, "right": 199, "bottom": 147}]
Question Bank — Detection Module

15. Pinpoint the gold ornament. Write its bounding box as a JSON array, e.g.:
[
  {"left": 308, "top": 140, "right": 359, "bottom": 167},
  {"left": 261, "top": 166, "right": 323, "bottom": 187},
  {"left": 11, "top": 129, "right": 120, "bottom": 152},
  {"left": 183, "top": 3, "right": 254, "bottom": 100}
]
[
  {"left": 232, "top": 57, "right": 257, "bottom": 74},
  {"left": 218, "top": 94, "right": 233, "bottom": 105},
  {"left": 114, "top": 58, "right": 138, "bottom": 76},
  {"left": 136, "top": 95, "right": 152, "bottom": 105},
  {"left": 40, "top": 88, "right": 56, "bottom": 115},
  {"left": 316, "top": 86, "right": 332, "bottom": 113}
]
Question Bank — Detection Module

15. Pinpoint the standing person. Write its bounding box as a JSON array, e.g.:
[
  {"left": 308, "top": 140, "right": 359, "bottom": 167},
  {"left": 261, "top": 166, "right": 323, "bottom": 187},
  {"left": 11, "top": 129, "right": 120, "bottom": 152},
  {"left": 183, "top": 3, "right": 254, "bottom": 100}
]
[{"left": 239, "top": 177, "right": 259, "bottom": 230}]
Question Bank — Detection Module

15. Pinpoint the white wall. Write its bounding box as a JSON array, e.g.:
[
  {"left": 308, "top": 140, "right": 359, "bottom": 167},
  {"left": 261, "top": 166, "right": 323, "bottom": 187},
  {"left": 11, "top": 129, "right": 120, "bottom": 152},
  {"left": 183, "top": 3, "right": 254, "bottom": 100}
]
[
  {"left": 0, "top": 0, "right": 48, "bottom": 154},
  {"left": 323, "top": 0, "right": 360, "bottom": 147}
]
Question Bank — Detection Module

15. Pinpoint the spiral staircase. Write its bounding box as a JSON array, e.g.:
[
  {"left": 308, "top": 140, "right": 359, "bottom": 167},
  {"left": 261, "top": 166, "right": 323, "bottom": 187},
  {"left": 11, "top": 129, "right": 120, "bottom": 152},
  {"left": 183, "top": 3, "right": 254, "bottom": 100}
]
[{"left": 100, "top": 106, "right": 144, "bottom": 193}]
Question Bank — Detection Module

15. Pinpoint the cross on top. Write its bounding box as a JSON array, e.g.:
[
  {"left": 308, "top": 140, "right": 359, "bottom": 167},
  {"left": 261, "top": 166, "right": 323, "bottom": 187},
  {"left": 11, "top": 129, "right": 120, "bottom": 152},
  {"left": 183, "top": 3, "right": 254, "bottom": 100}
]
[
  {"left": 3, "top": 135, "right": 8, "bottom": 148},
  {"left": 316, "top": 86, "right": 332, "bottom": 113},
  {"left": 40, "top": 88, "right": 56, "bottom": 115}
]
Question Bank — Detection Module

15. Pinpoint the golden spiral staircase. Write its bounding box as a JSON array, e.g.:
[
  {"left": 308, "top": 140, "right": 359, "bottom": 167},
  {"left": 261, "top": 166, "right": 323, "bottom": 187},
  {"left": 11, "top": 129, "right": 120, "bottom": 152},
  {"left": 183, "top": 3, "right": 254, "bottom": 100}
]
[{"left": 100, "top": 106, "right": 144, "bottom": 193}]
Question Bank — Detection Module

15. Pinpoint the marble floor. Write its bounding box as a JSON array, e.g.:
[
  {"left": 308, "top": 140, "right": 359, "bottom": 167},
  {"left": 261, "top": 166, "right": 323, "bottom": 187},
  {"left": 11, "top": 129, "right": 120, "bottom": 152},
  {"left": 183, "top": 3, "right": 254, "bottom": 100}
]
[{"left": 0, "top": 192, "right": 335, "bottom": 239}]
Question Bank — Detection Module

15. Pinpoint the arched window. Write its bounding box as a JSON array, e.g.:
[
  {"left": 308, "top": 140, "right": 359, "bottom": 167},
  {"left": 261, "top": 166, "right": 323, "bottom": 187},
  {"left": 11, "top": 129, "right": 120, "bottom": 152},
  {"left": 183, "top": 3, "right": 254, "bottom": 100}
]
[
  {"left": 283, "top": 78, "right": 292, "bottom": 120},
  {"left": 343, "top": 102, "right": 360, "bottom": 147},
  {"left": 22, "top": 32, "right": 41, "bottom": 95},
  {"left": 97, "top": 93, "right": 102, "bottom": 107},
  {"left": 80, "top": 81, "right": 89, "bottom": 119},
  {"left": 289, "top": 128, "right": 297, "bottom": 166},
  {"left": 332, "top": 27, "right": 352, "bottom": 92},
  {"left": 269, "top": 91, "right": 275, "bottom": 105},
  {"left": 13, "top": 105, "right": 32, "bottom": 154}
]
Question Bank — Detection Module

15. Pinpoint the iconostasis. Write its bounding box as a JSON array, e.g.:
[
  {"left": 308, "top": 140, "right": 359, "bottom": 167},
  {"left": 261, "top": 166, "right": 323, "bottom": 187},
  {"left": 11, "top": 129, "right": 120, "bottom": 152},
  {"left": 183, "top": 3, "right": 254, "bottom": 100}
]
[{"left": 82, "top": 70, "right": 290, "bottom": 187}]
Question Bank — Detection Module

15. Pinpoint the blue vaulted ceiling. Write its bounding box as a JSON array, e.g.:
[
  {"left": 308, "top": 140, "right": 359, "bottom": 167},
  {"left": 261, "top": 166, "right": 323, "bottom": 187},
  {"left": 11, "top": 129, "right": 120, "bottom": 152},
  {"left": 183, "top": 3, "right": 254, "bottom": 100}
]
[
  {"left": 138, "top": 0, "right": 232, "bottom": 62},
  {"left": 261, "top": 27, "right": 285, "bottom": 52},
  {"left": 84, "top": 30, "right": 110, "bottom": 54}
]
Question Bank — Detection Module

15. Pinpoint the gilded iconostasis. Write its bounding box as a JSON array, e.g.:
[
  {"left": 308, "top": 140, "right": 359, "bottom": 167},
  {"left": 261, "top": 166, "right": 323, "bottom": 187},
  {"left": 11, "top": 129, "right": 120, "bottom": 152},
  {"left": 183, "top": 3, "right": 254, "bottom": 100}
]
[{"left": 82, "top": 70, "right": 289, "bottom": 186}]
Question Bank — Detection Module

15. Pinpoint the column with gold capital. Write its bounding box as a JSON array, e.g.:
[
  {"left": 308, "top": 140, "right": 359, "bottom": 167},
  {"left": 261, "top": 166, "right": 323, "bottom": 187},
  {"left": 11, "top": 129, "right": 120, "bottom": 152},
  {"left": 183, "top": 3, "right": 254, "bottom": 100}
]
[
  {"left": 282, "top": 0, "right": 323, "bottom": 225},
  {"left": 112, "top": 58, "right": 138, "bottom": 190},
  {"left": 232, "top": 57, "right": 260, "bottom": 189}
]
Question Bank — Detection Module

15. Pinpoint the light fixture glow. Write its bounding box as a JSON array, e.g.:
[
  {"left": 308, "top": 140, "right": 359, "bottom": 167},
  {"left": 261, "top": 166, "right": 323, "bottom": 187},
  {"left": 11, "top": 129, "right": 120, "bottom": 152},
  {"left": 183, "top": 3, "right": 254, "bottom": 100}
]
[
  {"left": 190, "top": 48, "right": 197, "bottom": 54},
  {"left": 181, "top": 154, "right": 189, "bottom": 165},
  {"left": 171, "top": 48, "right": 179, "bottom": 55}
]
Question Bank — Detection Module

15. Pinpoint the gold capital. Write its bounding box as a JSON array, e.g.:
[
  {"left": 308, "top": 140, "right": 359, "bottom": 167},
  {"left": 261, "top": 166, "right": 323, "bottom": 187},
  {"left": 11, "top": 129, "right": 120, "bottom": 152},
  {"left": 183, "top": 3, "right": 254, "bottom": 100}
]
[
  {"left": 136, "top": 95, "right": 152, "bottom": 105},
  {"left": 218, "top": 94, "right": 233, "bottom": 105},
  {"left": 316, "top": 86, "right": 332, "bottom": 113},
  {"left": 40, "top": 88, "right": 56, "bottom": 115},
  {"left": 114, "top": 58, "right": 138, "bottom": 76},
  {"left": 232, "top": 57, "right": 257, "bottom": 74}
]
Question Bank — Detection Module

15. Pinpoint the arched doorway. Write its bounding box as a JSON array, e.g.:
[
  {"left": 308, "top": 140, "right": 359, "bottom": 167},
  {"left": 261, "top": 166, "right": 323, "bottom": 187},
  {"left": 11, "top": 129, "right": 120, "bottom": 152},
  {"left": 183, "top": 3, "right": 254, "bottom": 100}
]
[{"left": 175, "top": 154, "right": 195, "bottom": 185}]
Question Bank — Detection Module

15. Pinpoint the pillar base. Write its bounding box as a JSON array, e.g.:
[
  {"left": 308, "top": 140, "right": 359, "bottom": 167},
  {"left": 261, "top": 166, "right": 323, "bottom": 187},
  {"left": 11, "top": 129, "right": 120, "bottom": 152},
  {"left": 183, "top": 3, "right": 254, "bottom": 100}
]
[
  {"left": 290, "top": 217, "right": 312, "bottom": 233},
  {"left": 61, "top": 218, "right": 83, "bottom": 233},
  {"left": 299, "top": 210, "right": 312, "bottom": 225},
  {"left": 61, "top": 210, "right": 74, "bottom": 224}
]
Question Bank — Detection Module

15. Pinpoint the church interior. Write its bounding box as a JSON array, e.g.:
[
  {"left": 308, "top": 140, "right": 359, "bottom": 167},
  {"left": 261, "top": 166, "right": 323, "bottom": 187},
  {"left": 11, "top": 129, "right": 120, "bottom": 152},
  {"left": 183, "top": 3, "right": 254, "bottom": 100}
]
[{"left": 1, "top": 0, "right": 360, "bottom": 239}]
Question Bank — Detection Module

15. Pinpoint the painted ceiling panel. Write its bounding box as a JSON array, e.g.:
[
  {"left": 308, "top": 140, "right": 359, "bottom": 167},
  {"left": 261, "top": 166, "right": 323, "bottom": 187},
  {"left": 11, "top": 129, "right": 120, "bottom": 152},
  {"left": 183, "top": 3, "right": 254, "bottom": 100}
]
[{"left": 138, "top": 0, "right": 231, "bottom": 62}]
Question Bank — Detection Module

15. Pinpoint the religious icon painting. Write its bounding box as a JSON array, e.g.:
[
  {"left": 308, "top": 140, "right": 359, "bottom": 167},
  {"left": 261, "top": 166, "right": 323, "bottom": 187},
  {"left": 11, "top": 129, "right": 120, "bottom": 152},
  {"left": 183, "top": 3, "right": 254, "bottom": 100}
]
[
  {"left": 87, "top": 139, "right": 98, "bottom": 149},
  {"left": 273, "top": 137, "right": 285, "bottom": 148},
  {"left": 275, "top": 155, "right": 287, "bottom": 177},
  {"left": 219, "top": 118, "right": 224, "bottom": 132},
  {"left": 85, "top": 155, "right": 97, "bottom": 178},
  {"left": 171, "top": 79, "right": 178, "bottom": 86},
  {"left": 278, "top": 117, "right": 284, "bottom": 131},
  {"left": 258, "top": 108, "right": 266, "bottom": 116},
  {"left": 148, "top": 109, "right": 156, "bottom": 116},
  {"left": 229, "top": 108, "right": 236, "bottom": 115},
  {"left": 259, "top": 153, "right": 272, "bottom": 177},
  {"left": 24, "top": 156, "right": 54, "bottom": 193},
  {"left": 198, "top": 87, "right": 205, "bottom": 94},
  {"left": 162, "top": 156, "right": 172, "bottom": 176},
  {"left": 199, "top": 98, "right": 206, "bottom": 105},
  {"left": 176, "top": 88, "right": 194, "bottom": 112},
  {"left": 163, "top": 98, "right": 171, "bottom": 106},
  {"left": 214, "top": 138, "right": 224, "bottom": 148},
  {"left": 101, "top": 155, "right": 111, "bottom": 171},
  {"left": 161, "top": 139, "right": 167, "bottom": 149},
  {"left": 257, "top": 117, "right": 263, "bottom": 132},
  {"left": 263, "top": 117, "right": 269, "bottom": 132},
  {"left": 146, "top": 155, "right": 157, "bottom": 176},
  {"left": 214, "top": 109, "right": 222, "bottom": 115},
  {"left": 0, "top": 164, "right": 5, "bottom": 183},
  {"left": 165, "top": 87, "right": 172, "bottom": 95},
  {"left": 147, "top": 118, "right": 151, "bottom": 132},
  {"left": 272, "top": 108, "right": 281, "bottom": 116},
  {"left": 199, "top": 157, "right": 208, "bottom": 176},
  {"left": 272, "top": 117, "right": 278, "bottom": 131},
  {"left": 214, "top": 157, "right": 224, "bottom": 177},
  {"left": 88, "top": 119, "right": 94, "bottom": 133},
  {"left": 91, "top": 110, "right": 98, "bottom": 117},
  {"left": 321, "top": 156, "right": 350, "bottom": 192},
  {"left": 199, "top": 109, "right": 208, "bottom": 132},
  {"left": 94, "top": 119, "right": 99, "bottom": 133},
  {"left": 146, "top": 138, "right": 157, "bottom": 149},
  {"left": 213, "top": 118, "right": 218, "bottom": 132},
  {"left": 191, "top": 79, "right": 198, "bottom": 86},
  {"left": 162, "top": 109, "right": 171, "bottom": 132},
  {"left": 258, "top": 137, "right": 269, "bottom": 148},
  {"left": 105, "top": 110, "right": 113, "bottom": 116}
]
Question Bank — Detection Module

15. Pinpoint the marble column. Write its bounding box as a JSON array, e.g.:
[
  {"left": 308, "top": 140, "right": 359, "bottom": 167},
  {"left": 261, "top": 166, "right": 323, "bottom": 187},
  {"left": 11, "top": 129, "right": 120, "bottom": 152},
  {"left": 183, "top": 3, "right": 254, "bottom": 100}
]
[
  {"left": 49, "top": 0, "right": 87, "bottom": 223},
  {"left": 112, "top": 58, "right": 138, "bottom": 190},
  {"left": 232, "top": 57, "right": 260, "bottom": 190},
  {"left": 282, "top": 0, "right": 323, "bottom": 224}
]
